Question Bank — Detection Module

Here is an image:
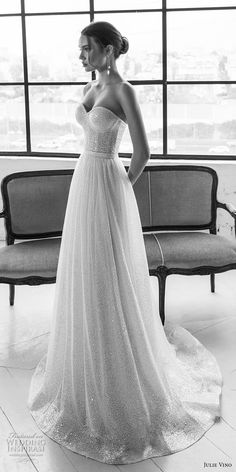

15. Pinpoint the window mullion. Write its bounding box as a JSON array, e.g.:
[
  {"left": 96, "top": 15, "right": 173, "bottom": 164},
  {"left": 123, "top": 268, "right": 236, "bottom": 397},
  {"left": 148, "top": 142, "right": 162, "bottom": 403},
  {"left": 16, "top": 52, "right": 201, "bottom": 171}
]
[
  {"left": 21, "top": 0, "right": 31, "bottom": 152},
  {"left": 162, "top": 0, "right": 167, "bottom": 157},
  {"left": 89, "top": 0, "right": 96, "bottom": 82}
]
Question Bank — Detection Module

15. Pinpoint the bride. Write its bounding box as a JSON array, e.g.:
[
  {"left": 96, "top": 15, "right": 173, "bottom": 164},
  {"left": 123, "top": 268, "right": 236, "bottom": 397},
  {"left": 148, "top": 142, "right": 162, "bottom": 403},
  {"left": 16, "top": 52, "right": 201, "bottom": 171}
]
[{"left": 27, "top": 21, "right": 222, "bottom": 465}]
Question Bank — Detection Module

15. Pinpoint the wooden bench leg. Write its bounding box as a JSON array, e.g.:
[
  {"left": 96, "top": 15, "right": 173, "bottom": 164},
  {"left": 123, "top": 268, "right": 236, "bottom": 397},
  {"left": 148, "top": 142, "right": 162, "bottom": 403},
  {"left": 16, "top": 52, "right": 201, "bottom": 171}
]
[
  {"left": 210, "top": 273, "right": 215, "bottom": 293},
  {"left": 9, "top": 284, "right": 15, "bottom": 306},
  {"left": 156, "top": 269, "right": 167, "bottom": 326}
]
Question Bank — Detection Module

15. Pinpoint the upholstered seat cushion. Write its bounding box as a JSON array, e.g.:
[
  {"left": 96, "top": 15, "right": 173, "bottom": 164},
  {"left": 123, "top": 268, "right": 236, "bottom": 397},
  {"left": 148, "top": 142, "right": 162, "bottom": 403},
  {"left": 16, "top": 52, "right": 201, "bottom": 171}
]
[
  {"left": 144, "top": 232, "right": 236, "bottom": 270},
  {"left": 0, "top": 238, "right": 61, "bottom": 279},
  {"left": 1, "top": 231, "right": 236, "bottom": 281}
]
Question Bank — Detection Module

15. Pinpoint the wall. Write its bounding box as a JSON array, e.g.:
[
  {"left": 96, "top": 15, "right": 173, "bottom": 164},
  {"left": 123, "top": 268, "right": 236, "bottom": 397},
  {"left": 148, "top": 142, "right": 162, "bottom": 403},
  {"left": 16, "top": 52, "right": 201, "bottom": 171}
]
[{"left": 0, "top": 156, "right": 235, "bottom": 241}]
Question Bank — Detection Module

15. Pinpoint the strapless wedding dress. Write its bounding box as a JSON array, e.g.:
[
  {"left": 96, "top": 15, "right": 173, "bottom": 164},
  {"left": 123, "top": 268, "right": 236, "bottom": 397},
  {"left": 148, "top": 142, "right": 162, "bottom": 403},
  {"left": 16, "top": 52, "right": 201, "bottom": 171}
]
[{"left": 27, "top": 103, "right": 222, "bottom": 465}]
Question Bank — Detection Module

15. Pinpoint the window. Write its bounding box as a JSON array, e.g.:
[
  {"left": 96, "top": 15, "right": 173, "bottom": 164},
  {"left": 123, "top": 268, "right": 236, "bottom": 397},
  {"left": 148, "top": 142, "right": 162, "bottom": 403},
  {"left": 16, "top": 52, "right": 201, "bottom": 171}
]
[
  {"left": 0, "top": 1, "right": 236, "bottom": 159},
  {"left": 167, "top": 6, "right": 236, "bottom": 156}
]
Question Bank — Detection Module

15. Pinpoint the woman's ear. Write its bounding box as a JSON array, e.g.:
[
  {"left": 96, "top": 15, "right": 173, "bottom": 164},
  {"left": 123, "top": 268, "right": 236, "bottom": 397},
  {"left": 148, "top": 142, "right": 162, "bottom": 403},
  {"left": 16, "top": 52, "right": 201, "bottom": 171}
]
[{"left": 105, "top": 44, "right": 114, "bottom": 57}]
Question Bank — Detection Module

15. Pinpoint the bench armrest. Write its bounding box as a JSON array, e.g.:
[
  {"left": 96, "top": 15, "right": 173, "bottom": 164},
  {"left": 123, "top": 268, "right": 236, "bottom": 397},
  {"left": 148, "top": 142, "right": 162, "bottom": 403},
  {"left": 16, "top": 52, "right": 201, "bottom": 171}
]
[
  {"left": 217, "top": 201, "right": 236, "bottom": 237},
  {"left": 0, "top": 210, "right": 6, "bottom": 218},
  {"left": 217, "top": 201, "right": 236, "bottom": 219}
]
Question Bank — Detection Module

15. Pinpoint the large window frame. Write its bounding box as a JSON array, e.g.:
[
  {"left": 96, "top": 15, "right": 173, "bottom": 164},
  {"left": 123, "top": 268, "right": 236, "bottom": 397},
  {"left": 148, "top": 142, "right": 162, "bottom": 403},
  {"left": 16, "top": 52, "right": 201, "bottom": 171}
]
[{"left": 0, "top": 0, "right": 236, "bottom": 160}]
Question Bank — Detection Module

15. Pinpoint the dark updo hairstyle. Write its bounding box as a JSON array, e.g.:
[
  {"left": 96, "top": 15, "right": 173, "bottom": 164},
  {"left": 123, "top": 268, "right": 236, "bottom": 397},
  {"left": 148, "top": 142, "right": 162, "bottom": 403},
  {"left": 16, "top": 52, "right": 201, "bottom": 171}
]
[{"left": 81, "top": 21, "right": 129, "bottom": 59}]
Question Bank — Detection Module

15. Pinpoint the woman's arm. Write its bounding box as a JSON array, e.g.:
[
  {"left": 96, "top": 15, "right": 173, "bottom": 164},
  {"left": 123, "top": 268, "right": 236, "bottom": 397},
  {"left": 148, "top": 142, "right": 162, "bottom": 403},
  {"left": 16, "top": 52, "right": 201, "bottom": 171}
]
[{"left": 118, "top": 82, "right": 150, "bottom": 185}]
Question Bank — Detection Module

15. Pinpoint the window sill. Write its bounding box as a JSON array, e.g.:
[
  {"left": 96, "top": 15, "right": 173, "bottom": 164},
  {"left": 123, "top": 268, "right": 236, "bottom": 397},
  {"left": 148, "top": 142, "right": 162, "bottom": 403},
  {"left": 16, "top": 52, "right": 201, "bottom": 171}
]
[{"left": 1, "top": 155, "right": 236, "bottom": 166}]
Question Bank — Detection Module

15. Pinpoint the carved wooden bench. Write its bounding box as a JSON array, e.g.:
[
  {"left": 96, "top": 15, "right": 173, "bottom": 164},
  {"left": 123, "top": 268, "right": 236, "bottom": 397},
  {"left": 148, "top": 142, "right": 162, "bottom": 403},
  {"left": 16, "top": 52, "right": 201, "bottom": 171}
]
[
  {"left": 1, "top": 166, "right": 236, "bottom": 326},
  {"left": 0, "top": 170, "right": 73, "bottom": 306},
  {"left": 127, "top": 165, "right": 236, "bottom": 325}
]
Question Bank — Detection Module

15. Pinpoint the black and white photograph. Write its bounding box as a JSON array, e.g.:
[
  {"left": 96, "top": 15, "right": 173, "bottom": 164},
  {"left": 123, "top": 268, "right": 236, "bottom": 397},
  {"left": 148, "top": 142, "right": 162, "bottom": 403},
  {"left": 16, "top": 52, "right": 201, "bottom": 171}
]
[{"left": 0, "top": 1, "right": 236, "bottom": 471}]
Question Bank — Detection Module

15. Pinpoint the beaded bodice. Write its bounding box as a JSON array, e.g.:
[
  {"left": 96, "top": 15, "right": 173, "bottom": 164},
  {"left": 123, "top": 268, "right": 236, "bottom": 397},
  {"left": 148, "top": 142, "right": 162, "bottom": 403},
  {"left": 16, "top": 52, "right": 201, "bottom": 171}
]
[{"left": 75, "top": 103, "right": 127, "bottom": 156}]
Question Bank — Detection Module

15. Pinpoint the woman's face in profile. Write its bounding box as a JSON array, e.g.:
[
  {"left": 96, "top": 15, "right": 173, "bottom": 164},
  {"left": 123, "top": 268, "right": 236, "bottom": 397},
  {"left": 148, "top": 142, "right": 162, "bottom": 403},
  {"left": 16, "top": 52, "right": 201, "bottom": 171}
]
[{"left": 79, "top": 34, "right": 106, "bottom": 72}]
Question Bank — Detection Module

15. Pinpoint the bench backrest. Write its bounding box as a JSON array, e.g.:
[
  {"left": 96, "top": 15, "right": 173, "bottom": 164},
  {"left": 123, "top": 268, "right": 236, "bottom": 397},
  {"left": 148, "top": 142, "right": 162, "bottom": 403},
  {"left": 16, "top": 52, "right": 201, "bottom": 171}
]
[
  {"left": 126, "top": 165, "right": 218, "bottom": 232},
  {"left": 1, "top": 170, "right": 73, "bottom": 239},
  {"left": 1, "top": 165, "right": 218, "bottom": 240}
]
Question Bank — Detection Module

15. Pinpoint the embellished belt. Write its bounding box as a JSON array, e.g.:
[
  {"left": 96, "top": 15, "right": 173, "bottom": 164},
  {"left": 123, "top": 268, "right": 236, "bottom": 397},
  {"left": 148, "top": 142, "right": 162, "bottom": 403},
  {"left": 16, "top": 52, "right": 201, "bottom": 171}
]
[{"left": 83, "top": 150, "right": 117, "bottom": 160}]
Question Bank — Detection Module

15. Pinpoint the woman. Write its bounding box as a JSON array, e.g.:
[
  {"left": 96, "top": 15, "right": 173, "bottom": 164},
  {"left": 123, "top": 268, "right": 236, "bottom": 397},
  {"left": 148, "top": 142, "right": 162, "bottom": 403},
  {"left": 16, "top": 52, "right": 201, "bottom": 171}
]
[{"left": 28, "top": 21, "right": 222, "bottom": 465}]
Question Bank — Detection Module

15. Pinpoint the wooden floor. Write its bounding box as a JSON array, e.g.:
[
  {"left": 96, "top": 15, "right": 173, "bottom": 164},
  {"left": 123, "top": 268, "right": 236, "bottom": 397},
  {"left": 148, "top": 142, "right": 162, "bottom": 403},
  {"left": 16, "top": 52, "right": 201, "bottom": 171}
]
[{"left": 0, "top": 257, "right": 236, "bottom": 471}]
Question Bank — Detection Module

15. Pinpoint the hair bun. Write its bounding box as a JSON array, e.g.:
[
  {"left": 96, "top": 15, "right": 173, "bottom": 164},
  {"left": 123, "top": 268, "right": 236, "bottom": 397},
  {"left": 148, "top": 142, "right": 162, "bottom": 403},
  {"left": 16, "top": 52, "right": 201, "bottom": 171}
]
[{"left": 120, "top": 36, "right": 129, "bottom": 55}]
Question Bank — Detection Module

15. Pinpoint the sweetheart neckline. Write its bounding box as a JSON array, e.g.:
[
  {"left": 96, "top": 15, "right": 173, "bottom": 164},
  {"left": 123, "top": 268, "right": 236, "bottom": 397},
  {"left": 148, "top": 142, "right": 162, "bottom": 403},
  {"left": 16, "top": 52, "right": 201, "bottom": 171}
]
[{"left": 81, "top": 103, "right": 127, "bottom": 125}]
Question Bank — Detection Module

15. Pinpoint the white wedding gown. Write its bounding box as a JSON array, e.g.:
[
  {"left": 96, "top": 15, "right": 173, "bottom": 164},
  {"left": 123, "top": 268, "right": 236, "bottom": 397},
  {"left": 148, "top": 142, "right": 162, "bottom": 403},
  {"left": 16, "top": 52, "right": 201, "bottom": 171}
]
[{"left": 27, "top": 103, "right": 222, "bottom": 465}]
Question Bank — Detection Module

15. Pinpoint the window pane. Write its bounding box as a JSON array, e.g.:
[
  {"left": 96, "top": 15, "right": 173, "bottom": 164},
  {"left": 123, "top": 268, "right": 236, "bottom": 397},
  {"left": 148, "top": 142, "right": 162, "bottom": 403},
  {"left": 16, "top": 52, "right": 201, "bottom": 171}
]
[
  {"left": 168, "top": 85, "right": 236, "bottom": 155},
  {"left": 26, "top": 15, "right": 90, "bottom": 82},
  {"left": 94, "top": 0, "right": 162, "bottom": 9},
  {"left": 95, "top": 13, "right": 162, "bottom": 80},
  {"left": 25, "top": 0, "right": 89, "bottom": 13},
  {"left": 167, "top": 10, "right": 236, "bottom": 80},
  {"left": 0, "top": 18, "right": 23, "bottom": 81},
  {"left": 0, "top": 86, "right": 25, "bottom": 152},
  {"left": 29, "top": 86, "right": 84, "bottom": 153},
  {"left": 29, "top": 85, "right": 162, "bottom": 155},
  {"left": 120, "top": 85, "right": 163, "bottom": 155},
  {"left": 168, "top": 0, "right": 236, "bottom": 7},
  {"left": 0, "top": 0, "right": 20, "bottom": 13}
]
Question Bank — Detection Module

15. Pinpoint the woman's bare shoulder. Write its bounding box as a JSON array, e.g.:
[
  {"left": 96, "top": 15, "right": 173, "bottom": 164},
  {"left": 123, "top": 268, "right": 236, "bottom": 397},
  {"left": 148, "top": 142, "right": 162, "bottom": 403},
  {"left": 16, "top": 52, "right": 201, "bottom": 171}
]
[
  {"left": 118, "top": 81, "right": 133, "bottom": 93},
  {"left": 118, "top": 81, "right": 136, "bottom": 98},
  {"left": 117, "top": 81, "right": 138, "bottom": 109}
]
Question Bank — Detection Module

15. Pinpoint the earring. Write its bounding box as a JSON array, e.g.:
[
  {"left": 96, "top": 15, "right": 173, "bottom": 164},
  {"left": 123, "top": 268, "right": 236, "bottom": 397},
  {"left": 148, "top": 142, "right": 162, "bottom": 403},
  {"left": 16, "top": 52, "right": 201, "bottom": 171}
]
[{"left": 107, "top": 56, "right": 111, "bottom": 75}]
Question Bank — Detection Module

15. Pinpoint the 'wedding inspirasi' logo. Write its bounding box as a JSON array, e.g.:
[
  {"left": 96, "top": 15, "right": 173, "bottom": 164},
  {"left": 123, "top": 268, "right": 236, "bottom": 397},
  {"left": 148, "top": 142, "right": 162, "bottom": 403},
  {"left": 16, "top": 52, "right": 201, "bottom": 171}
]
[{"left": 7, "top": 432, "right": 46, "bottom": 456}]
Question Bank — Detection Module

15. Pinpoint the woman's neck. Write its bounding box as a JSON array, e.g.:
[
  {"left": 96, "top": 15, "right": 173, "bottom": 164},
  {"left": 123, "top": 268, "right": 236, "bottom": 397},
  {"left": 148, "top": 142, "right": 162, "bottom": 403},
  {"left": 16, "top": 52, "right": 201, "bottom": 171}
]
[{"left": 96, "top": 65, "right": 123, "bottom": 87}]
